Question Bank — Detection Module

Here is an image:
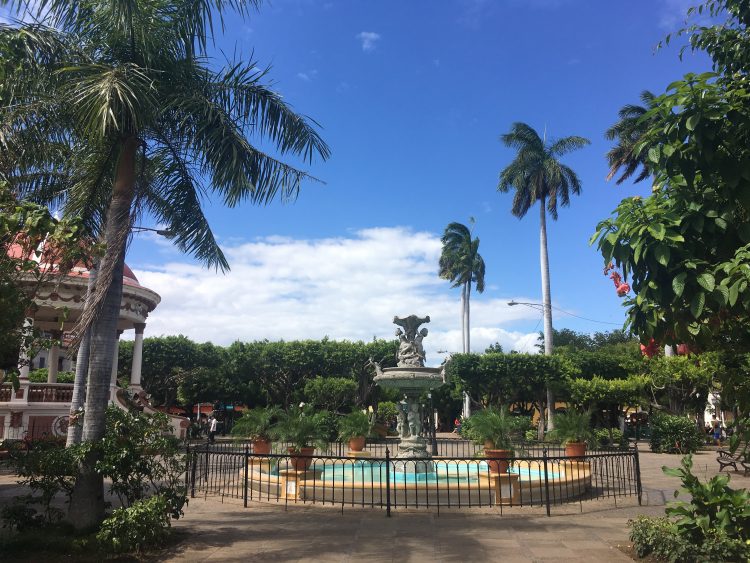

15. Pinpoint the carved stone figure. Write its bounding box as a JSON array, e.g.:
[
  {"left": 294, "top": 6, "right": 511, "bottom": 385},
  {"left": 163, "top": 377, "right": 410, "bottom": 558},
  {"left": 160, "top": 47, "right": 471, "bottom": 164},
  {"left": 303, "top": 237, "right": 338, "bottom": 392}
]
[
  {"left": 394, "top": 315, "right": 430, "bottom": 367},
  {"left": 397, "top": 400, "right": 409, "bottom": 438},
  {"left": 407, "top": 402, "right": 421, "bottom": 437}
]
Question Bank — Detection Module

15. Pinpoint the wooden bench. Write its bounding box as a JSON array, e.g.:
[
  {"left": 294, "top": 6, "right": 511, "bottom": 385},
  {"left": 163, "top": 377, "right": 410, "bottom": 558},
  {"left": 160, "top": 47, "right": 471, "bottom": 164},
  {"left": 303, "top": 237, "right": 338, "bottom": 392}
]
[{"left": 717, "top": 441, "right": 749, "bottom": 474}]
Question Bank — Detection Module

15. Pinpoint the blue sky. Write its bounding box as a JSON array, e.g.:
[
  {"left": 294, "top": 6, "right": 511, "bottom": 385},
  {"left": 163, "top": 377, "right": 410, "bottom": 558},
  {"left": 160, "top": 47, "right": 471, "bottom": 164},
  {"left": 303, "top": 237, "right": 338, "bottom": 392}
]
[{"left": 121, "top": 0, "right": 712, "bottom": 361}]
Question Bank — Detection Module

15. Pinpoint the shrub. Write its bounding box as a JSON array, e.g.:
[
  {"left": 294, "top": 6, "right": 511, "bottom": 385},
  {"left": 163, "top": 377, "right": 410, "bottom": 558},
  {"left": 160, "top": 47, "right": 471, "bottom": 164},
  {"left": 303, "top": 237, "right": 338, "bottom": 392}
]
[
  {"left": 231, "top": 406, "right": 280, "bottom": 441},
  {"left": 0, "top": 438, "right": 76, "bottom": 528},
  {"left": 594, "top": 427, "right": 625, "bottom": 448},
  {"left": 629, "top": 455, "right": 750, "bottom": 562},
  {"left": 96, "top": 495, "right": 171, "bottom": 554},
  {"left": 549, "top": 410, "right": 593, "bottom": 444},
  {"left": 463, "top": 408, "right": 526, "bottom": 450},
  {"left": 337, "top": 411, "right": 370, "bottom": 441},
  {"left": 92, "top": 407, "right": 188, "bottom": 519},
  {"left": 649, "top": 413, "right": 703, "bottom": 453},
  {"left": 376, "top": 401, "right": 398, "bottom": 425},
  {"left": 271, "top": 406, "right": 329, "bottom": 451},
  {"left": 28, "top": 368, "right": 75, "bottom": 383}
]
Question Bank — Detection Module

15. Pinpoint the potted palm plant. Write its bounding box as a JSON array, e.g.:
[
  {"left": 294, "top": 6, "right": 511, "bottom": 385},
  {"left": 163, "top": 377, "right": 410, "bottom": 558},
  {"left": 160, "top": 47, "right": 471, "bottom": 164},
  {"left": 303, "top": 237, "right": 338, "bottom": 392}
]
[
  {"left": 465, "top": 408, "right": 516, "bottom": 474},
  {"left": 551, "top": 410, "right": 593, "bottom": 457},
  {"left": 338, "top": 411, "right": 370, "bottom": 452},
  {"left": 271, "top": 407, "right": 328, "bottom": 471},
  {"left": 231, "top": 406, "right": 280, "bottom": 454}
]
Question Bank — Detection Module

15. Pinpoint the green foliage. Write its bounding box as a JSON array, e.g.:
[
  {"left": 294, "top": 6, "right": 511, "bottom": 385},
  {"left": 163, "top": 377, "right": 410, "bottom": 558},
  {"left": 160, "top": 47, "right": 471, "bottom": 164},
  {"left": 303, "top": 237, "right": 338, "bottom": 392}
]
[
  {"left": 92, "top": 407, "right": 187, "bottom": 519},
  {"left": 549, "top": 410, "right": 593, "bottom": 444},
  {"left": 271, "top": 406, "right": 329, "bottom": 451},
  {"left": 663, "top": 455, "right": 750, "bottom": 545},
  {"left": 303, "top": 376, "right": 358, "bottom": 413},
  {"left": 337, "top": 410, "right": 370, "bottom": 441},
  {"left": 0, "top": 182, "right": 90, "bottom": 374},
  {"left": 567, "top": 376, "right": 647, "bottom": 410},
  {"left": 630, "top": 453, "right": 750, "bottom": 562},
  {"left": 447, "top": 352, "right": 566, "bottom": 409},
  {"left": 463, "top": 408, "right": 525, "bottom": 450},
  {"left": 1, "top": 439, "right": 77, "bottom": 529},
  {"left": 96, "top": 495, "right": 171, "bottom": 554},
  {"left": 231, "top": 406, "right": 280, "bottom": 441},
  {"left": 594, "top": 3, "right": 750, "bottom": 393},
  {"left": 645, "top": 354, "right": 717, "bottom": 415},
  {"left": 376, "top": 401, "right": 399, "bottom": 424},
  {"left": 28, "top": 368, "right": 75, "bottom": 384},
  {"left": 594, "top": 427, "right": 625, "bottom": 448},
  {"left": 650, "top": 413, "right": 704, "bottom": 454}
]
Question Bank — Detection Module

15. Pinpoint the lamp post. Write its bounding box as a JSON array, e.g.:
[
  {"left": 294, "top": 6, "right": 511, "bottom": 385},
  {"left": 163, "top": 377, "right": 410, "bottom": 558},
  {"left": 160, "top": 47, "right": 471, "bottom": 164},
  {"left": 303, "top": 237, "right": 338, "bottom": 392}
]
[
  {"left": 427, "top": 392, "right": 438, "bottom": 455},
  {"left": 508, "top": 300, "right": 555, "bottom": 431}
]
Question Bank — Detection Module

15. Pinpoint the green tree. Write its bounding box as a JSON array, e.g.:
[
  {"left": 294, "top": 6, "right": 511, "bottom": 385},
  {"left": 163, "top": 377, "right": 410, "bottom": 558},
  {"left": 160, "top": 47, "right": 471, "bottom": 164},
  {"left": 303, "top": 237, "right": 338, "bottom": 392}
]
[
  {"left": 438, "top": 221, "right": 486, "bottom": 354},
  {"left": 0, "top": 0, "right": 329, "bottom": 529},
  {"left": 498, "top": 122, "right": 590, "bottom": 429}
]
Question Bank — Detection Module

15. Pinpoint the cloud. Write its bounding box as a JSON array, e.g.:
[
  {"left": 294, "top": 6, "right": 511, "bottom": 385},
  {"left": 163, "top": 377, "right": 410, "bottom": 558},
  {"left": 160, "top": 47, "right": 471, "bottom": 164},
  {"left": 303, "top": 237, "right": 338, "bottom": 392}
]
[
  {"left": 658, "top": 0, "right": 710, "bottom": 30},
  {"left": 356, "top": 31, "right": 381, "bottom": 52},
  {"left": 129, "top": 227, "right": 540, "bottom": 364},
  {"left": 296, "top": 69, "right": 318, "bottom": 82}
]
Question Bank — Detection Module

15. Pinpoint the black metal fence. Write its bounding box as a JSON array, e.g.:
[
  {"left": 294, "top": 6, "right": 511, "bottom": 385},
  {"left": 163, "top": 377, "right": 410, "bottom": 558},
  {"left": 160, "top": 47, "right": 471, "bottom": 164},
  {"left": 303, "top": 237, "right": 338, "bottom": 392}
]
[{"left": 186, "top": 439, "right": 642, "bottom": 516}]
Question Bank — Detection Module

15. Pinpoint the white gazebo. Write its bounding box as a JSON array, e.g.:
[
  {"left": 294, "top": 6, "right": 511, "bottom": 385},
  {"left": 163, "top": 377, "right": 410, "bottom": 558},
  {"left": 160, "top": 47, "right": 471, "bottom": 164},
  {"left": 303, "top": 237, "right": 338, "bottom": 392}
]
[{"left": 1, "top": 246, "right": 187, "bottom": 440}]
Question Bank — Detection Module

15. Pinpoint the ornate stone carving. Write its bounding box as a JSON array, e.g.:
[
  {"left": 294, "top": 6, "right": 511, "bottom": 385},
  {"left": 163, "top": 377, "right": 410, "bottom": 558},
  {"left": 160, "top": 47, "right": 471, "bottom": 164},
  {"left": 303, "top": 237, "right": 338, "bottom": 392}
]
[{"left": 394, "top": 314, "right": 430, "bottom": 367}]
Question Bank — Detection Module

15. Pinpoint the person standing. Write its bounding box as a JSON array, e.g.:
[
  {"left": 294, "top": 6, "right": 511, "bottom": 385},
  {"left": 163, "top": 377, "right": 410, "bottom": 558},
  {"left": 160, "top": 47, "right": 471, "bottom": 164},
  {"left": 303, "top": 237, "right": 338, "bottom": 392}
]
[
  {"left": 209, "top": 415, "right": 218, "bottom": 443},
  {"left": 711, "top": 414, "right": 722, "bottom": 445}
]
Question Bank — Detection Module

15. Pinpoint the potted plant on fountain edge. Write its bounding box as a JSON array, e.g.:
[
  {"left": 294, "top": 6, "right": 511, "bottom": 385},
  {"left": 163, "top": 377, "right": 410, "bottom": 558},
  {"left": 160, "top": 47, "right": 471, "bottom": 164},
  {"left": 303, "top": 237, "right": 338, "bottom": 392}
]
[
  {"left": 231, "top": 406, "right": 280, "bottom": 454},
  {"left": 464, "top": 408, "right": 517, "bottom": 474},
  {"left": 272, "top": 406, "right": 328, "bottom": 471},
  {"left": 338, "top": 411, "right": 370, "bottom": 452},
  {"left": 550, "top": 410, "right": 593, "bottom": 457}
]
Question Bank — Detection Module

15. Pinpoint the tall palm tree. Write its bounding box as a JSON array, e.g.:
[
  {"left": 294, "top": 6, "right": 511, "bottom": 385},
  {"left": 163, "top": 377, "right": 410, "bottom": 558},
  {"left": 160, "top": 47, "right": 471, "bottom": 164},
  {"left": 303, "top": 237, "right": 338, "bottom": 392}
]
[
  {"left": 497, "top": 122, "right": 589, "bottom": 430},
  {"left": 439, "top": 221, "right": 486, "bottom": 354},
  {"left": 439, "top": 221, "right": 485, "bottom": 417},
  {"left": 0, "top": 0, "right": 329, "bottom": 529},
  {"left": 605, "top": 90, "right": 656, "bottom": 185}
]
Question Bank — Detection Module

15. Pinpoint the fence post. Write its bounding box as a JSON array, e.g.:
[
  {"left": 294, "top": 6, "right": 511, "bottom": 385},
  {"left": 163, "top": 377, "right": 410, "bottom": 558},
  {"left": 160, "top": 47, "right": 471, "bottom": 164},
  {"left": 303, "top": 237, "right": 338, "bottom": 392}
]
[
  {"left": 633, "top": 443, "right": 642, "bottom": 506},
  {"left": 542, "top": 448, "right": 551, "bottom": 517},
  {"left": 243, "top": 445, "right": 249, "bottom": 508},
  {"left": 385, "top": 447, "right": 391, "bottom": 518},
  {"left": 204, "top": 446, "right": 210, "bottom": 484},
  {"left": 190, "top": 447, "right": 198, "bottom": 498}
]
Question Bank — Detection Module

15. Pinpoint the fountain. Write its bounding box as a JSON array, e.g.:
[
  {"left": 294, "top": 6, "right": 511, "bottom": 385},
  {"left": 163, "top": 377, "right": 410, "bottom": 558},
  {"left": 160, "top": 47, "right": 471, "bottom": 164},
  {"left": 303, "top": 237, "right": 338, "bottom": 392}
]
[{"left": 372, "top": 314, "right": 446, "bottom": 472}]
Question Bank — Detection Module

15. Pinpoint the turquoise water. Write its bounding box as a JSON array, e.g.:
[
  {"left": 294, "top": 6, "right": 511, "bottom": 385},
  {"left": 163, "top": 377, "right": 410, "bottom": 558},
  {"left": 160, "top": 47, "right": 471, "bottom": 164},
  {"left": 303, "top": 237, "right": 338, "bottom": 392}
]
[{"left": 304, "top": 460, "right": 561, "bottom": 484}]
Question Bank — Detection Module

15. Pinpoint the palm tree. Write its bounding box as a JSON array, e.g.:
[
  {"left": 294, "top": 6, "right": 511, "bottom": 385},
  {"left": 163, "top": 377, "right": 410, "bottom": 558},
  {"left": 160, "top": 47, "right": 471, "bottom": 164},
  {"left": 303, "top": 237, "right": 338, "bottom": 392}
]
[
  {"left": 439, "top": 221, "right": 485, "bottom": 417},
  {"left": 497, "top": 122, "right": 589, "bottom": 430},
  {"left": 0, "top": 0, "right": 329, "bottom": 529},
  {"left": 605, "top": 90, "right": 656, "bottom": 185}
]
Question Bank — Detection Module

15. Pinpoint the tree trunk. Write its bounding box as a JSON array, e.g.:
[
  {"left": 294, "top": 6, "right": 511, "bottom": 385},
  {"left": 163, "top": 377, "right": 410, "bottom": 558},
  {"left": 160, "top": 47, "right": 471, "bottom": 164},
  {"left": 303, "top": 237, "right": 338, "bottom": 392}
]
[
  {"left": 460, "top": 282, "right": 467, "bottom": 353},
  {"left": 68, "top": 136, "right": 138, "bottom": 531},
  {"left": 66, "top": 265, "right": 97, "bottom": 447},
  {"left": 539, "top": 198, "right": 555, "bottom": 431},
  {"left": 464, "top": 281, "right": 471, "bottom": 353}
]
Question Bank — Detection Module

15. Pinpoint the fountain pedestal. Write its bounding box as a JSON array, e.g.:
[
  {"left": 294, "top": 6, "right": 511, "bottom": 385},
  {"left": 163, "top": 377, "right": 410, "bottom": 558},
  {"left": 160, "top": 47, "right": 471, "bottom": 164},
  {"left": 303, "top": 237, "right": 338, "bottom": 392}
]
[{"left": 372, "top": 315, "right": 446, "bottom": 473}]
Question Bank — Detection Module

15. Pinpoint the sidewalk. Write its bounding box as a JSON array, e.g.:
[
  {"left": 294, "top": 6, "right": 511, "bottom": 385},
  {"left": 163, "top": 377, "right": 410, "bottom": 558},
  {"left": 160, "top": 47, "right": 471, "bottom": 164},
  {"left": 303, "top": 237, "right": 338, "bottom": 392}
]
[{"left": 160, "top": 448, "right": 748, "bottom": 562}]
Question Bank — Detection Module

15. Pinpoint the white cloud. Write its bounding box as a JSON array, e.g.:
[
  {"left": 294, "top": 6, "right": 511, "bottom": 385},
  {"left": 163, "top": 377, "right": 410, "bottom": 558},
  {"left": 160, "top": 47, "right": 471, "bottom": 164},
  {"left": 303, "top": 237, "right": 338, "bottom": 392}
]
[
  {"left": 658, "top": 0, "right": 711, "bottom": 30},
  {"left": 356, "top": 31, "right": 381, "bottom": 52},
  {"left": 296, "top": 69, "right": 318, "bottom": 81},
  {"left": 129, "top": 227, "right": 540, "bottom": 364}
]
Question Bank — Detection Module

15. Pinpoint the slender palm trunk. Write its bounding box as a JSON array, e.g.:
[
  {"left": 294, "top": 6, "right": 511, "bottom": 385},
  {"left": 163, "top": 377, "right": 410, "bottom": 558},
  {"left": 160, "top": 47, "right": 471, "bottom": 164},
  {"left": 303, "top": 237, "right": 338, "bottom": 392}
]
[
  {"left": 66, "top": 265, "right": 97, "bottom": 447},
  {"left": 68, "top": 137, "right": 138, "bottom": 530},
  {"left": 539, "top": 198, "right": 555, "bottom": 431},
  {"left": 464, "top": 281, "right": 471, "bottom": 353},
  {"left": 460, "top": 283, "right": 466, "bottom": 353}
]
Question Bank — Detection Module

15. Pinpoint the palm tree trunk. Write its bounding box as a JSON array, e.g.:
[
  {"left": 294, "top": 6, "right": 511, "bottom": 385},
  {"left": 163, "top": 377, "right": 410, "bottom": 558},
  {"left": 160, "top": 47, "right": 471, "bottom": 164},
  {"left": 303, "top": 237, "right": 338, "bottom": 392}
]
[
  {"left": 539, "top": 197, "right": 555, "bottom": 431},
  {"left": 460, "top": 282, "right": 466, "bottom": 353},
  {"left": 68, "top": 136, "right": 138, "bottom": 530},
  {"left": 464, "top": 281, "right": 471, "bottom": 353},
  {"left": 66, "top": 264, "right": 97, "bottom": 447}
]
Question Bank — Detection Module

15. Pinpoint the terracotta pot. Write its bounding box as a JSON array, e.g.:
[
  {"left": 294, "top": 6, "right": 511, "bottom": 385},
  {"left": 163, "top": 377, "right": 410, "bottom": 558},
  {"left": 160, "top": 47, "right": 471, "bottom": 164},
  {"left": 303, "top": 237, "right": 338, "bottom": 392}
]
[
  {"left": 484, "top": 448, "right": 512, "bottom": 474},
  {"left": 565, "top": 441, "right": 587, "bottom": 458},
  {"left": 348, "top": 436, "right": 366, "bottom": 452},
  {"left": 288, "top": 446, "right": 315, "bottom": 471},
  {"left": 252, "top": 438, "right": 272, "bottom": 455}
]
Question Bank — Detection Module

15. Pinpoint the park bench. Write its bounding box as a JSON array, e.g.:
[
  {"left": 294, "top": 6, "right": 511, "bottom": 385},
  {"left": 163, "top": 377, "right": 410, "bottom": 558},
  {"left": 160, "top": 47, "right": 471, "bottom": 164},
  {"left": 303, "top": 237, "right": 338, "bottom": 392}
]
[{"left": 717, "top": 441, "right": 749, "bottom": 475}]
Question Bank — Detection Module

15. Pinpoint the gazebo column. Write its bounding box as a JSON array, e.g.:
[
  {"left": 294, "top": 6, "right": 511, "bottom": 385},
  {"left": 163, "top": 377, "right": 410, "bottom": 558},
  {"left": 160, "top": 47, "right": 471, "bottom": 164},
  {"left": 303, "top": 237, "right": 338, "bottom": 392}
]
[
  {"left": 130, "top": 323, "right": 146, "bottom": 390},
  {"left": 17, "top": 317, "right": 34, "bottom": 381},
  {"left": 47, "top": 330, "right": 62, "bottom": 383},
  {"left": 110, "top": 330, "right": 123, "bottom": 389}
]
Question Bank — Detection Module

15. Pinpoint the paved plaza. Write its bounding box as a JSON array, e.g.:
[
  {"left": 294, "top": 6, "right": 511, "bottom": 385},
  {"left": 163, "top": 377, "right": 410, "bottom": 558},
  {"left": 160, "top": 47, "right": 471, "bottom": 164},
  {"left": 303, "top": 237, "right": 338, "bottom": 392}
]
[
  {"left": 160, "top": 446, "right": 748, "bottom": 562},
  {"left": 0, "top": 445, "right": 747, "bottom": 561}
]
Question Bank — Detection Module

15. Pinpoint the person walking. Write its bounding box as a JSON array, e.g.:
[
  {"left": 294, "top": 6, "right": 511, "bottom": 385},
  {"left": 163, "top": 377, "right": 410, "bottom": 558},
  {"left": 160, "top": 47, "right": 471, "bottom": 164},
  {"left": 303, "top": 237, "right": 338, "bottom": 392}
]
[
  {"left": 711, "top": 414, "right": 722, "bottom": 445},
  {"left": 209, "top": 415, "right": 218, "bottom": 443}
]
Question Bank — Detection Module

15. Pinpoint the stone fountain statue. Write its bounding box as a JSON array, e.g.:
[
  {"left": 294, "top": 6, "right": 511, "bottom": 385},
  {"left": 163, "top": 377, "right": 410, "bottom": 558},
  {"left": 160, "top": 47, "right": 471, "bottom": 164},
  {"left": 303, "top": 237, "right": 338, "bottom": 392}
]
[{"left": 373, "top": 315, "right": 446, "bottom": 471}]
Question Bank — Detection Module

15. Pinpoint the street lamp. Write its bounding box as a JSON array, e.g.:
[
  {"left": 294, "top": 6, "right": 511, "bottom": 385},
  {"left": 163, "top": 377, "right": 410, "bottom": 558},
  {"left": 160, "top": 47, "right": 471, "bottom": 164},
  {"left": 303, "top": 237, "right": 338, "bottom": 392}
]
[
  {"left": 427, "top": 392, "right": 438, "bottom": 455},
  {"left": 131, "top": 226, "right": 175, "bottom": 238}
]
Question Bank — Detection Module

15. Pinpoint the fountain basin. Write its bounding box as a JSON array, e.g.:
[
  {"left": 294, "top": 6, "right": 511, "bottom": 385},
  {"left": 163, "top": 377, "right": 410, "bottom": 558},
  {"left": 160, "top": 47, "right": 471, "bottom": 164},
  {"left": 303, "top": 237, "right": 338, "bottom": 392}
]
[{"left": 372, "top": 366, "right": 444, "bottom": 394}]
